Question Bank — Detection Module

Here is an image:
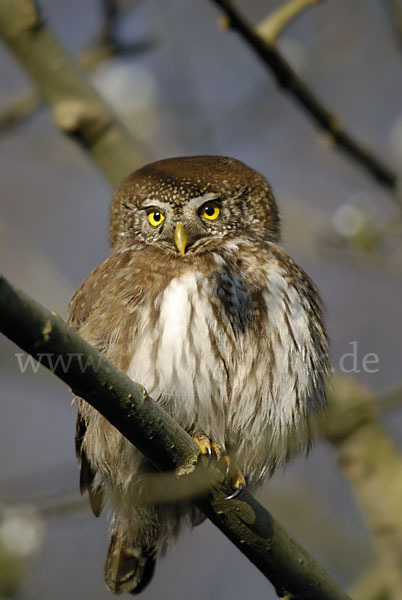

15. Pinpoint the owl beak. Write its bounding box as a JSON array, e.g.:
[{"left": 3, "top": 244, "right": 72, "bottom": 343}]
[{"left": 174, "top": 223, "right": 189, "bottom": 255}]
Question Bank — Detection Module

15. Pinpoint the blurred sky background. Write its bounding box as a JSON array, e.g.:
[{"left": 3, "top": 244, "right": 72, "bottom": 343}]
[{"left": 1, "top": 0, "right": 402, "bottom": 598}]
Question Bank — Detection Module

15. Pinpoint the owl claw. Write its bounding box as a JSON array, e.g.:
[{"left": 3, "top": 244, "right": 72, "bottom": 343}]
[
  {"left": 193, "top": 435, "right": 245, "bottom": 498},
  {"left": 225, "top": 471, "right": 246, "bottom": 500},
  {"left": 211, "top": 443, "right": 222, "bottom": 462},
  {"left": 193, "top": 435, "right": 226, "bottom": 464},
  {"left": 221, "top": 455, "right": 231, "bottom": 479},
  {"left": 225, "top": 485, "right": 244, "bottom": 500},
  {"left": 193, "top": 434, "right": 213, "bottom": 458}
]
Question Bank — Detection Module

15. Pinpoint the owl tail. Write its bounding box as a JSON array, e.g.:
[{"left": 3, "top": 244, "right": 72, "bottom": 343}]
[{"left": 105, "top": 529, "right": 156, "bottom": 595}]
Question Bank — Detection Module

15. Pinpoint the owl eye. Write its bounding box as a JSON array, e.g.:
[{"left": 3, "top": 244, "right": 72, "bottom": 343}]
[
  {"left": 199, "top": 203, "right": 220, "bottom": 221},
  {"left": 148, "top": 211, "right": 165, "bottom": 227}
]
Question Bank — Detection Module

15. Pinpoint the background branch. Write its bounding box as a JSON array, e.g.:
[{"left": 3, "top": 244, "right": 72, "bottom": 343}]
[
  {"left": 376, "top": 384, "right": 402, "bottom": 413},
  {"left": 320, "top": 376, "right": 402, "bottom": 600},
  {"left": 0, "top": 0, "right": 147, "bottom": 184},
  {"left": 256, "top": 0, "right": 322, "bottom": 45},
  {"left": 0, "top": 88, "right": 41, "bottom": 133},
  {"left": 96, "top": 0, "right": 151, "bottom": 55},
  {"left": 212, "top": 0, "right": 398, "bottom": 193},
  {"left": 0, "top": 273, "right": 351, "bottom": 600},
  {"left": 385, "top": 0, "right": 402, "bottom": 48},
  {"left": 0, "top": 0, "right": 153, "bottom": 135}
]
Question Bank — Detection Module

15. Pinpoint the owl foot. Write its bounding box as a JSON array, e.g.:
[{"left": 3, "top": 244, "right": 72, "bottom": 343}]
[{"left": 193, "top": 434, "right": 245, "bottom": 498}]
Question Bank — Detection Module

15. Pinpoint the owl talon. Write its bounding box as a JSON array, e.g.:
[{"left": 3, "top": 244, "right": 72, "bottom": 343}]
[
  {"left": 194, "top": 435, "right": 230, "bottom": 475},
  {"left": 225, "top": 485, "right": 244, "bottom": 500},
  {"left": 194, "top": 435, "right": 225, "bottom": 462},
  {"left": 221, "top": 455, "right": 231, "bottom": 479},
  {"left": 226, "top": 470, "right": 246, "bottom": 499},
  {"left": 211, "top": 443, "right": 222, "bottom": 462},
  {"left": 193, "top": 434, "right": 213, "bottom": 458},
  {"left": 193, "top": 436, "right": 245, "bottom": 496}
]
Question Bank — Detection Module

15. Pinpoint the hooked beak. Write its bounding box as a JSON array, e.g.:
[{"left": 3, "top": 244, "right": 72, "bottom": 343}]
[{"left": 174, "top": 222, "right": 189, "bottom": 255}]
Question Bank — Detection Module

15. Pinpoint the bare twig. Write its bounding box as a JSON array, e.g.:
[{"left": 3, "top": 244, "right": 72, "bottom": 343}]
[
  {"left": 26, "top": 492, "right": 88, "bottom": 519},
  {"left": 211, "top": 0, "right": 398, "bottom": 192},
  {"left": 93, "top": 0, "right": 154, "bottom": 58},
  {"left": 385, "top": 0, "right": 402, "bottom": 48},
  {"left": 0, "top": 89, "right": 41, "bottom": 133},
  {"left": 256, "top": 0, "right": 322, "bottom": 46},
  {"left": 0, "top": 273, "right": 351, "bottom": 600},
  {"left": 101, "top": 0, "right": 120, "bottom": 42}
]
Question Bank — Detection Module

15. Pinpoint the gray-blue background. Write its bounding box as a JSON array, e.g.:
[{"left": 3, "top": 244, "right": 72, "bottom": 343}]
[{"left": 1, "top": 1, "right": 401, "bottom": 598}]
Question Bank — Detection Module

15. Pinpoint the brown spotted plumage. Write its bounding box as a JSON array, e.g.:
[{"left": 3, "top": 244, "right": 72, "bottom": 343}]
[{"left": 68, "top": 156, "right": 330, "bottom": 594}]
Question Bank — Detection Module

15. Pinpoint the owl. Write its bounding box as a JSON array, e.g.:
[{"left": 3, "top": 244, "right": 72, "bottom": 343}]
[{"left": 68, "top": 156, "right": 329, "bottom": 594}]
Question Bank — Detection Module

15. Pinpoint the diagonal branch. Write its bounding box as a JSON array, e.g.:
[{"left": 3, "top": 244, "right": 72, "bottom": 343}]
[
  {"left": 0, "top": 0, "right": 147, "bottom": 185},
  {"left": 211, "top": 0, "right": 398, "bottom": 193},
  {"left": 0, "top": 273, "right": 351, "bottom": 600},
  {"left": 0, "top": 0, "right": 152, "bottom": 136}
]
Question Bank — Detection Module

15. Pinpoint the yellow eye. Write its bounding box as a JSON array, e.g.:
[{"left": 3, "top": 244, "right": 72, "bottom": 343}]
[
  {"left": 148, "top": 211, "right": 165, "bottom": 227},
  {"left": 200, "top": 204, "right": 220, "bottom": 221}
]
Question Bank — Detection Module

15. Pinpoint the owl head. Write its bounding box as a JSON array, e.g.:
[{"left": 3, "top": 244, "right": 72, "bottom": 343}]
[{"left": 109, "top": 156, "right": 280, "bottom": 253}]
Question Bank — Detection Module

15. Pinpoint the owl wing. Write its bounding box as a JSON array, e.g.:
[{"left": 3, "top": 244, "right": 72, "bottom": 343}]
[
  {"left": 74, "top": 410, "right": 104, "bottom": 517},
  {"left": 227, "top": 241, "right": 330, "bottom": 476},
  {"left": 68, "top": 251, "right": 146, "bottom": 517},
  {"left": 69, "top": 261, "right": 109, "bottom": 516},
  {"left": 67, "top": 257, "right": 113, "bottom": 330}
]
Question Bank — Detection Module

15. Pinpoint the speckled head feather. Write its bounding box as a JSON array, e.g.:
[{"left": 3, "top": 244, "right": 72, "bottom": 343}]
[{"left": 109, "top": 155, "right": 280, "bottom": 249}]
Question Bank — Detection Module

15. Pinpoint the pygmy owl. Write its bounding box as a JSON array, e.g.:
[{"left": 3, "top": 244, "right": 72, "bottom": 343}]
[{"left": 68, "top": 156, "right": 329, "bottom": 594}]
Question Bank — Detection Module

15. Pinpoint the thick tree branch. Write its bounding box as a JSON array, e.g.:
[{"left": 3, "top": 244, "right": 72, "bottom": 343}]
[
  {"left": 0, "top": 0, "right": 147, "bottom": 184},
  {"left": 0, "top": 273, "right": 351, "bottom": 600},
  {"left": 211, "top": 0, "right": 398, "bottom": 193}
]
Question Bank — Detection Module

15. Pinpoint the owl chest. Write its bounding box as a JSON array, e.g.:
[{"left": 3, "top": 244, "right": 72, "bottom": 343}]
[
  {"left": 126, "top": 271, "right": 240, "bottom": 434},
  {"left": 122, "top": 262, "right": 319, "bottom": 459}
]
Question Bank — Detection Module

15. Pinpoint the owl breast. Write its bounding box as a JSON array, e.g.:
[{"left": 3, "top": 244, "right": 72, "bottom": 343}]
[
  {"left": 125, "top": 244, "right": 322, "bottom": 482},
  {"left": 127, "top": 269, "right": 229, "bottom": 446}
]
